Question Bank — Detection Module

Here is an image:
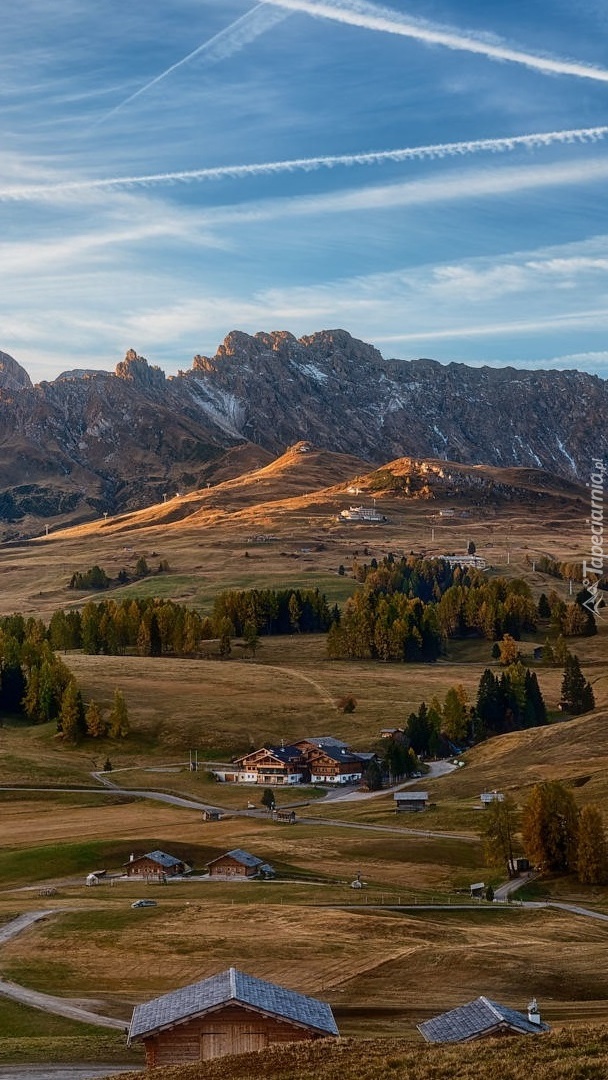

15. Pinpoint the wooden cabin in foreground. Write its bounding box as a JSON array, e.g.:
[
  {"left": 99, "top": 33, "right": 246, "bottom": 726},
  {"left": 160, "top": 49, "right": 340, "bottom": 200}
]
[{"left": 127, "top": 967, "right": 339, "bottom": 1066}]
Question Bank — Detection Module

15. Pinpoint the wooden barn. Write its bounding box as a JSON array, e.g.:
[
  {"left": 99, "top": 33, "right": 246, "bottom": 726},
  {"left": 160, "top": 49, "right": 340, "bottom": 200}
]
[
  {"left": 124, "top": 850, "right": 190, "bottom": 879},
  {"left": 206, "top": 848, "right": 273, "bottom": 879},
  {"left": 394, "top": 791, "right": 429, "bottom": 812},
  {"left": 127, "top": 967, "right": 339, "bottom": 1066}
]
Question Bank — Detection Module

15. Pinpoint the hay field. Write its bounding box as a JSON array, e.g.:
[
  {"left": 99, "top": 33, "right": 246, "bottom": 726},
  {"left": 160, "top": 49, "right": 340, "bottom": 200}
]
[{"left": 2, "top": 903, "right": 608, "bottom": 1034}]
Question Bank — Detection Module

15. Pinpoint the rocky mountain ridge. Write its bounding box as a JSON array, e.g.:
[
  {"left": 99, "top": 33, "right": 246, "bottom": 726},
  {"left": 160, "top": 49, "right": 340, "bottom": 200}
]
[{"left": 0, "top": 330, "right": 605, "bottom": 532}]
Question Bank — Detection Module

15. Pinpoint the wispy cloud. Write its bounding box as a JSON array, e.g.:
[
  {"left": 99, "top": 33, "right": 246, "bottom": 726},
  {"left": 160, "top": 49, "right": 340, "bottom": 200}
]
[
  {"left": 263, "top": 0, "right": 608, "bottom": 82},
  {"left": 94, "top": 3, "right": 290, "bottom": 126},
  {"left": 1, "top": 125, "right": 606, "bottom": 202}
]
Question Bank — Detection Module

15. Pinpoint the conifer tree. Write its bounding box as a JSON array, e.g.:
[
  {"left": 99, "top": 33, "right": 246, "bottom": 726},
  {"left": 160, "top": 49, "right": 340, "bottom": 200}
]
[
  {"left": 108, "top": 689, "right": 130, "bottom": 738},
  {"left": 85, "top": 701, "right": 108, "bottom": 739},
  {"left": 561, "top": 654, "right": 595, "bottom": 715},
  {"left": 59, "top": 680, "right": 86, "bottom": 742}
]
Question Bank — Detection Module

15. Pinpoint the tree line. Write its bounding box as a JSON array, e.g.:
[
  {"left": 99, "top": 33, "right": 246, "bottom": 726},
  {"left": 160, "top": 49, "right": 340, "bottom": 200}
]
[
  {"left": 0, "top": 614, "right": 129, "bottom": 743},
  {"left": 211, "top": 587, "right": 336, "bottom": 637},
  {"left": 68, "top": 557, "right": 169, "bottom": 591}
]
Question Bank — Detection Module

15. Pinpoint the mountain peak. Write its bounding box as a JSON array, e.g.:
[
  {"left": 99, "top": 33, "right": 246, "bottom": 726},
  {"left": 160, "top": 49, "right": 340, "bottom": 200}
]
[
  {"left": 0, "top": 350, "right": 32, "bottom": 392},
  {"left": 115, "top": 350, "right": 165, "bottom": 389}
]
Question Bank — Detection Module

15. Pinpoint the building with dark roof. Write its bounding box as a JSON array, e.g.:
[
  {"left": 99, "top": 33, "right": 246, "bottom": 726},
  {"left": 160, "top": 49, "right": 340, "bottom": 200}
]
[
  {"left": 206, "top": 848, "right": 273, "bottom": 879},
  {"left": 393, "top": 791, "right": 429, "bottom": 812},
  {"left": 230, "top": 745, "right": 307, "bottom": 785},
  {"left": 124, "top": 850, "right": 190, "bottom": 879},
  {"left": 418, "top": 996, "right": 549, "bottom": 1043},
  {"left": 128, "top": 967, "right": 338, "bottom": 1066}
]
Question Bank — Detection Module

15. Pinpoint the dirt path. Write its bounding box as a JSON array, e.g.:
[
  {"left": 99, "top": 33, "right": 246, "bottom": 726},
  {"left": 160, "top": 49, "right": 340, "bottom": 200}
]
[
  {"left": 0, "top": 913, "right": 125, "bottom": 1030},
  {"left": 253, "top": 663, "right": 336, "bottom": 709}
]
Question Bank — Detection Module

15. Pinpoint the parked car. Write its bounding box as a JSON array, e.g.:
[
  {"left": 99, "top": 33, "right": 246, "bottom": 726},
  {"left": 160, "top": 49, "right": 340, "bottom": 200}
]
[{"left": 131, "top": 899, "right": 158, "bottom": 908}]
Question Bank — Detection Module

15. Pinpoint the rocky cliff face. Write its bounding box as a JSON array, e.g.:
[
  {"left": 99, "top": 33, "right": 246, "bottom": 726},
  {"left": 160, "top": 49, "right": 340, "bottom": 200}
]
[
  {"left": 0, "top": 351, "right": 32, "bottom": 392},
  {"left": 0, "top": 332, "right": 605, "bottom": 532},
  {"left": 184, "top": 329, "right": 606, "bottom": 476}
]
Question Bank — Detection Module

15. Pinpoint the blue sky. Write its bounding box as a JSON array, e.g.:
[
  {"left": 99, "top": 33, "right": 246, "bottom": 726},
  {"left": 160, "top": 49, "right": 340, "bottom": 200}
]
[{"left": 2, "top": 0, "right": 608, "bottom": 381}]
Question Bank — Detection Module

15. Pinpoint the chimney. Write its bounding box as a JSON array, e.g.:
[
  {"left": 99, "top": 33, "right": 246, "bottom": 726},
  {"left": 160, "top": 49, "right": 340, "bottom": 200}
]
[
  {"left": 129, "top": 853, "right": 135, "bottom": 862},
  {"left": 527, "top": 998, "right": 541, "bottom": 1026}
]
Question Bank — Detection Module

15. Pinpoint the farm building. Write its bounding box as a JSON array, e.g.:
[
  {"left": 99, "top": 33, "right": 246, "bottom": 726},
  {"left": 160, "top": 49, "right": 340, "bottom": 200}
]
[
  {"left": 480, "top": 791, "right": 505, "bottom": 807},
  {"left": 394, "top": 791, "right": 429, "bottom": 812},
  {"left": 202, "top": 809, "right": 222, "bottom": 822},
  {"left": 128, "top": 967, "right": 339, "bottom": 1066},
  {"left": 206, "top": 849, "right": 274, "bottom": 879},
  {"left": 124, "top": 851, "right": 190, "bottom": 879},
  {"left": 418, "top": 996, "right": 549, "bottom": 1043}
]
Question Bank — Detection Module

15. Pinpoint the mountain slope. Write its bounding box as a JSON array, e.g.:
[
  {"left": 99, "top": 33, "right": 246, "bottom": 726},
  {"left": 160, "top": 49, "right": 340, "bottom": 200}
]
[{"left": 1, "top": 329, "right": 606, "bottom": 533}]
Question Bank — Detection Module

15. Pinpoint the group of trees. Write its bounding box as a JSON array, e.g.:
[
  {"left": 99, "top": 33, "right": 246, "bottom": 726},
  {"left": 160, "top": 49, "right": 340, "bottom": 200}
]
[
  {"left": 351, "top": 554, "right": 481, "bottom": 603},
  {"left": 49, "top": 598, "right": 204, "bottom": 657},
  {"left": 364, "top": 735, "right": 421, "bottom": 790},
  {"left": 405, "top": 664, "right": 549, "bottom": 757},
  {"left": 211, "top": 587, "right": 336, "bottom": 638},
  {"left": 68, "top": 557, "right": 169, "bottom": 591},
  {"left": 483, "top": 784, "right": 608, "bottom": 886},
  {"left": 476, "top": 664, "right": 547, "bottom": 735},
  {"left": 523, "top": 783, "right": 608, "bottom": 884},
  {"left": 0, "top": 614, "right": 129, "bottom": 743},
  {"left": 327, "top": 591, "right": 443, "bottom": 662}
]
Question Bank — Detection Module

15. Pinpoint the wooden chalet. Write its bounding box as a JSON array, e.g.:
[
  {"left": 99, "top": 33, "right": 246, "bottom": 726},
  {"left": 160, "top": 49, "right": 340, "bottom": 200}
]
[
  {"left": 230, "top": 745, "right": 307, "bottom": 786},
  {"left": 294, "top": 737, "right": 373, "bottom": 785},
  {"left": 124, "top": 850, "right": 190, "bottom": 879},
  {"left": 418, "top": 997, "right": 549, "bottom": 1043},
  {"left": 128, "top": 967, "right": 339, "bottom": 1066},
  {"left": 393, "top": 791, "right": 429, "bottom": 812},
  {"left": 206, "top": 848, "right": 274, "bottom": 879}
]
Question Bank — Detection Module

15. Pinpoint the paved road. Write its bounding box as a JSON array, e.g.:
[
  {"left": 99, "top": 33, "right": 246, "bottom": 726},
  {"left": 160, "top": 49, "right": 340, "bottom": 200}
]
[
  {"left": 324, "top": 759, "right": 457, "bottom": 803},
  {"left": 493, "top": 873, "right": 534, "bottom": 902}
]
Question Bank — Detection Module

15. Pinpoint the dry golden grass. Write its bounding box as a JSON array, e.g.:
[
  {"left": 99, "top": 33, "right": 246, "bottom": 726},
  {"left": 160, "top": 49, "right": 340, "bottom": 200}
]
[
  {"left": 0, "top": 443, "right": 589, "bottom": 619},
  {"left": 109, "top": 1027, "right": 608, "bottom": 1080},
  {"left": 3, "top": 902, "right": 608, "bottom": 1030}
]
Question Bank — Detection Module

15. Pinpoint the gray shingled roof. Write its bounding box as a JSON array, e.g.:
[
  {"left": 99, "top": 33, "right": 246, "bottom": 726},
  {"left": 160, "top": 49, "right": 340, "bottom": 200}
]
[
  {"left": 128, "top": 968, "right": 339, "bottom": 1041},
  {"left": 124, "top": 850, "right": 185, "bottom": 868},
  {"left": 207, "top": 848, "right": 264, "bottom": 869},
  {"left": 394, "top": 791, "right": 429, "bottom": 801},
  {"left": 418, "top": 997, "right": 549, "bottom": 1043}
]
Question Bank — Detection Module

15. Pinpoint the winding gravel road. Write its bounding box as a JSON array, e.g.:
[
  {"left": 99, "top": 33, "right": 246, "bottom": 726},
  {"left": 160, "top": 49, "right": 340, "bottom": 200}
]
[{"left": 0, "top": 913, "right": 125, "bottom": 1030}]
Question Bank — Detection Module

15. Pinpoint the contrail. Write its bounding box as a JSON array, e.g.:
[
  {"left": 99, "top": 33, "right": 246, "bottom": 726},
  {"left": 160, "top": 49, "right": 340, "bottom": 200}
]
[
  {"left": 94, "top": 4, "right": 290, "bottom": 126},
  {"left": 262, "top": 0, "right": 608, "bottom": 83},
  {"left": 1, "top": 125, "right": 606, "bottom": 201}
]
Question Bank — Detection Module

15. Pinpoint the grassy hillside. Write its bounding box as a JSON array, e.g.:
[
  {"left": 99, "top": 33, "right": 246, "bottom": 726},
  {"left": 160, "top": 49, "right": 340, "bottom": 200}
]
[{"left": 110, "top": 1027, "right": 608, "bottom": 1080}]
